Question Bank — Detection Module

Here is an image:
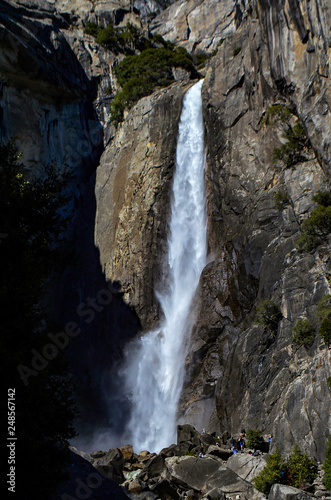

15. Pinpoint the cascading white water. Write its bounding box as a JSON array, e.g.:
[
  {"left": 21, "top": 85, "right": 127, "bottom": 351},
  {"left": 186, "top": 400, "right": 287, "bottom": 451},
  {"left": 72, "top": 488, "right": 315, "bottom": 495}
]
[{"left": 123, "top": 80, "right": 207, "bottom": 453}]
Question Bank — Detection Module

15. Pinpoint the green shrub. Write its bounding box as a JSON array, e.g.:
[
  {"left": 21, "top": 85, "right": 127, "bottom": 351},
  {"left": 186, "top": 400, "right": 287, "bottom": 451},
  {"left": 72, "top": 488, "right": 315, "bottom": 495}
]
[
  {"left": 253, "top": 446, "right": 318, "bottom": 494},
  {"left": 84, "top": 21, "right": 156, "bottom": 55},
  {"left": 264, "top": 104, "right": 291, "bottom": 126},
  {"left": 253, "top": 448, "right": 286, "bottom": 495},
  {"left": 84, "top": 21, "right": 98, "bottom": 36},
  {"left": 324, "top": 437, "right": 331, "bottom": 490},
  {"left": 272, "top": 120, "right": 311, "bottom": 168},
  {"left": 111, "top": 47, "right": 196, "bottom": 124},
  {"left": 246, "top": 429, "right": 265, "bottom": 450},
  {"left": 286, "top": 445, "right": 318, "bottom": 489},
  {"left": 186, "top": 450, "right": 196, "bottom": 456},
  {"left": 274, "top": 191, "right": 290, "bottom": 210},
  {"left": 233, "top": 46, "right": 241, "bottom": 56},
  {"left": 255, "top": 300, "right": 282, "bottom": 332},
  {"left": 319, "top": 317, "right": 331, "bottom": 347},
  {"left": 312, "top": 190, "right": 331, "bottom": 207},
  {"left": 315, "top": 294, "right": 331, "bottom": 320},
  {"left": 327, "top": 376, "right": 331, "bottom": 389},
  {"left": 297, "top": 192, "right": 331, "bottom": 251},
  {"left": 292, "top": 318, "right": 315, "bottom": 346}
]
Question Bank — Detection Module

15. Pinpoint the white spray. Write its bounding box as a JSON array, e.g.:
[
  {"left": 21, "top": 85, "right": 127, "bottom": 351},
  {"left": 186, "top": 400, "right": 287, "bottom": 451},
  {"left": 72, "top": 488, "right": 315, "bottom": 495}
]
[{"left": 123, "top": 80, "right": 207, "bottom": 453}]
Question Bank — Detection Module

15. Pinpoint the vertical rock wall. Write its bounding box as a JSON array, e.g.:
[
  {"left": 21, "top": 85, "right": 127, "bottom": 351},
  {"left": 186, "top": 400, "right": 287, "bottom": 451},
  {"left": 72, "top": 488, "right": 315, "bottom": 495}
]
[{"left": 179, "top": 0, "right": 331, "bottom": 461}]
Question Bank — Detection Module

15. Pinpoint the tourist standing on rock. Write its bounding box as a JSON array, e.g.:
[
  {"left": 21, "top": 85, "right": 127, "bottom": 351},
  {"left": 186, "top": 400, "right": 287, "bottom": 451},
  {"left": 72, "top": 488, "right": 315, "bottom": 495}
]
[{"left": 239, "top": 429, "right": 246, "bottom": 451}]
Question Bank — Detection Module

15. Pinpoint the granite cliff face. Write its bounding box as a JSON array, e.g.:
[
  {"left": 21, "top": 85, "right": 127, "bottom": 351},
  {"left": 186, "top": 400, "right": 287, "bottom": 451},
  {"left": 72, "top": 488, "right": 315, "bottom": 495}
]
[{"left": 1, "top": 0, "right": 331, "bottom": 462}]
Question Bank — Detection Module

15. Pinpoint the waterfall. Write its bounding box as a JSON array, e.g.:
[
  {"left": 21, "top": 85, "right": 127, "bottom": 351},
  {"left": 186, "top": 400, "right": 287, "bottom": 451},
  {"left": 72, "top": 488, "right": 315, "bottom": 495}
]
[{"left": 122, "top": 80, "right": 207, "bottom": 453}]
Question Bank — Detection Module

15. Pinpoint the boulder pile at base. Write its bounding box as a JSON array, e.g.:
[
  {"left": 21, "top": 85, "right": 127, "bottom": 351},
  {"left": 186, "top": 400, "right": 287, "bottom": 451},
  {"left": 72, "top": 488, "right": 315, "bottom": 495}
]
[{"left": 70, "top": 425, "right": 331, "bottom": 500}]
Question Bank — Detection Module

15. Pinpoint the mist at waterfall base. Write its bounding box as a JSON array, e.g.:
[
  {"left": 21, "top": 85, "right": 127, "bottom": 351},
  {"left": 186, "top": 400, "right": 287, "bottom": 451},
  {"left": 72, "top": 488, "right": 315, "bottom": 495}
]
[{"left": 74, "top": 80, "right": 207, "bottom": 454}]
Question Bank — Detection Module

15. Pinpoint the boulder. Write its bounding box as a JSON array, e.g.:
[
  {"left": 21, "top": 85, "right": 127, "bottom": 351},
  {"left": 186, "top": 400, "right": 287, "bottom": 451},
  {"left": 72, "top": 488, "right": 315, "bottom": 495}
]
[
  {"left": 92, "top": 447, "right": 125, "bottom": 484},
  {"left": 160, "top": 443, "right": 179, "bottom": 457},
  {"left": 139, "top": 453, "right": 166, "bottom": 479},
  {"left": 90, "top": 450, "right": 107, "bottom": 459},
  {"left": 206, "top": 445, "right": 233, "bottom": 461},
  {"left": 127, "top": 477, "right": 147, "bottom": 494},
  {"left": 268, "top": 483, "right": 313, "bottom": 499},
  {"left": 165, "top": 456, "right": 255, "bottom": 497},
  {"left": 226, "top": 452, "right": 267, "bottom": 482},
  {"left": 120, "top": 445, "right": 134, "bottom": 462},
  {"left": 150, "top": 478, "right": 180, "bottom": 500}
]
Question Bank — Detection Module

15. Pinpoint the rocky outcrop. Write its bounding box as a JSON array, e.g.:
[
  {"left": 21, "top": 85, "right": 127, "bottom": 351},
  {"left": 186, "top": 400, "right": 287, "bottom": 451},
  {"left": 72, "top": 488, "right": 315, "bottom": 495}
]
[
  {"left": 150, "top": 0, "right": 247, "bottom": 53},
  {"left": 70, "top": 425, "right": 330, "bottom": 500}
]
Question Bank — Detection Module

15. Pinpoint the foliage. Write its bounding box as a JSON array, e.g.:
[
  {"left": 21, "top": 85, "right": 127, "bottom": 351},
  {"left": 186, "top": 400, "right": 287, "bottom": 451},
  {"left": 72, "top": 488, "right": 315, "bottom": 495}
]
[
  {"left": 286, "top": 445, "right": 318, "bottom": 489},
  {"left": 315, "top": 294, "right": 331, "bottom": 320},
  {"left": 297, "top": 192, "right": 331, "bottom": 252},
  {"left": 314, "top": 295, "right": 331, "bottom": 347},
  {"left": 84, "top": 21, "right": 198, "bottom": 125},
  {"left": 312, "top": 190, "right": 331, "bottom": 207},
  {"left": 253, "top": 446, "right": 318, "bottom": 495},
  {"left": 84, "top": 21, "right": 155, "bottom": 54},
  {"left": 324, "top": 437, "right": 331, "bottom": 490},
  {"left": 327, "top": 376, "right": 331, "bottom": 389},
  {"left": 246, "top": 429, "right": 265, "bottom": 450},
  {"left": 319, "top": 317, "right": 331, "bottom": 347},
  {"left": 272, "top": 120, "right": 311, "bottom": 168},
  {"left": 292, "top": 318, "right": 315, "bottom": 346},
  {"left": 255, "top": 299, "right": 282, "bottom": 332},
  {"left": 233, "top": 46, "right": 241, "bottom": 56},
  {"left": 274, "top": 191, "right": 290, "bottom": 210},
  {"left": 111, "top": 46, "right": 196, "bottom": 124},
  {"left": 253, "top": 448, "right": 286, "bottom": 495},
  {"left": 0, "top": 140, "right": 76, "bottom": 499},
  {"left": 263, "top": 104, "right": 291, "bottom": 126},
  {"left": 84, "top": 21, "right": 175, "bottom": 55}
]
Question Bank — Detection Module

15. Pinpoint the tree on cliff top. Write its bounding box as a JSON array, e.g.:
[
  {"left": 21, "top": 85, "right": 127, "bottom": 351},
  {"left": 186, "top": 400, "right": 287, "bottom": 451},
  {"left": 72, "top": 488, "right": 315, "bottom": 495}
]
[{"left": 0, "top": 140, "right": 76, "bottom": 499}]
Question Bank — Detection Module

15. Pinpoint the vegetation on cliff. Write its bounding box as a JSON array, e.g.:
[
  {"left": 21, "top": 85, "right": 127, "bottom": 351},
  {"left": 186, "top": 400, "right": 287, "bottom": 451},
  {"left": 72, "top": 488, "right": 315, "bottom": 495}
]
[
  {"left": 316, "top": 294, "right": 331, "bottom": 347},
  {"left": 111, "top": 46, "right": 196, "bottom": 124},
  {"left": 84, "top": 21, "right": 197, "bottom": 125},
  {"left": 324, "top": 437, "right": 331, "bottom": 490},
  {"left": 254, "top": 299, "right": 282, "bottom": 332},
  {"left": 292, "top": 318, "right": 315, "bottom": 346},
  {"left": 0, "top": 141, "right": 76, "bottom": 499},
  {"left": 297, "top": 191, "right": 331, "bottom": 252},
  {"left": 84, "top": 21, "right": 168, "bottom": 55},
  {"left": 264, "top": 104, "right": 313, "bottom": 168}
]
